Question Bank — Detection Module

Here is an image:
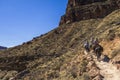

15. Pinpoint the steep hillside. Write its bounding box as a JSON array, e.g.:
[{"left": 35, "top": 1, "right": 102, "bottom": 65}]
[
  {"left": 0, "top": 9, "right": 120, "bottom": 80},
  {"left": 0, "top": 19, "right": 101, "bottom": 79}
]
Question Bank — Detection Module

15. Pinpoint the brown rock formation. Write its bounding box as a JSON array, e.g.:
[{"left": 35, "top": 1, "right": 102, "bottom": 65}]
[{"left": 59, "top": 0, "right": 120, "bottom": 25}]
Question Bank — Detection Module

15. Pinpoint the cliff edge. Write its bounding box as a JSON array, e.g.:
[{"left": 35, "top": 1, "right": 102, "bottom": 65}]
[{"left": 59, "top": 0, "right": 120, "bottom": 25}]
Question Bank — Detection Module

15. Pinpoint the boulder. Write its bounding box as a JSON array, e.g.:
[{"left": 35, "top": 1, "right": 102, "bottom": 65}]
[
  {"left": 88, "top": 66, "right": 100, "bottom": 78},
  {"left": 92, "top": 74, "right": 104, "bottom": 80}
]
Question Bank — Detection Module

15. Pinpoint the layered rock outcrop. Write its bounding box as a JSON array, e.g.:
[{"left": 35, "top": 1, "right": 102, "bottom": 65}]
[{"left": 59, "top": 0, "right": 120, "bottom": 25}]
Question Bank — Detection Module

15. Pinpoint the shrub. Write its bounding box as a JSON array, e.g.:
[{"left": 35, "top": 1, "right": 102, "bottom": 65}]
[
  {"left": 107, "top": 29, "right": 116, "bottom": 41},
  {"left": 80, "top": 60, "right": 88, "bottom": 72},
  {"left": 80, "top": 73, "right": 91, "bottom": 80}
]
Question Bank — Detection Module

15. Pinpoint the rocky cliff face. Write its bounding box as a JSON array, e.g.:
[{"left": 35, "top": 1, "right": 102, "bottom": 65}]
[{"left": 59, "top": 0, "right": 120, "bottom": 25}]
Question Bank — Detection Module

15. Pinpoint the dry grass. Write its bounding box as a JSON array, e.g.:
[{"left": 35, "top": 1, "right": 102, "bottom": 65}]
[{"left": 0, "top": 9, "right": 120, "bottom": 80}]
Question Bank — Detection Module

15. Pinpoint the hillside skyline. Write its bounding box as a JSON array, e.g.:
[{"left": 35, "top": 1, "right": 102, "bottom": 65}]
[{"left": 0, "top": 0, "right": 67, "bottom": 47}]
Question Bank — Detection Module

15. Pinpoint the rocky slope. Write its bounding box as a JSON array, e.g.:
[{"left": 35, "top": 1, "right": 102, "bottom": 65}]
[{"left": 0, "top": 1, "right": 120, "bottom": 80}]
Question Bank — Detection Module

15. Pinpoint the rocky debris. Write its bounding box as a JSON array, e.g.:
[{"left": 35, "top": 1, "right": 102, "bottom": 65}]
[
  {"left": 83, "top": 54, "right": 101, "bottom": 79},
  {"left": 111, "top": 54, "right": 120, "bottom": 70},
  {"left": 95, "top": 59, "right": 120, "bottom": 80},
  {"left": 88, "top": 65, "right": 100, "bottom": 78},
  {"left": 59, "top": 0, "right": 120, "bottom": 25},
  {"left": 92, "top": 74, "right": 104, "bottom": 80},
  {"left": 112, "top": 61, "right": 120, "bottom": 70},
  {"left": 116, "top": 63, "right": 120, "bottom": 70},
  {"left": 86, "top": 54, "right": 94, "bottom": 61},
  {"left": 85, "top": 50, "right": 120, "bottom": 80},
  {"left": 87, "top": 61, "right": 96, "bottom": 69}
]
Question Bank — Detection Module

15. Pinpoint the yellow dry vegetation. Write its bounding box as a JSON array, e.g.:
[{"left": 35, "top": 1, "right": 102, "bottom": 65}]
[{"left": 0, "top": 9, "right": 120, "bottom": 80}]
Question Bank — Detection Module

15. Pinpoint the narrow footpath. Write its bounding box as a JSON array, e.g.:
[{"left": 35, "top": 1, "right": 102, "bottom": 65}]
[{"left": 95, "top": 58, "right": 120, "bottom": 80}]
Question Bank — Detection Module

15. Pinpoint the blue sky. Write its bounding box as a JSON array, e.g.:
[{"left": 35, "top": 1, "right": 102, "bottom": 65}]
[{"left": 0, "top": 0, "right": 68, "bottom": 47}]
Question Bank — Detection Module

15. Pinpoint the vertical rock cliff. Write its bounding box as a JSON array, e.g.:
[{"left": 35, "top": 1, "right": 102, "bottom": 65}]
[{"left": 59, "top": 0, "right": 120, "bottom": 25}]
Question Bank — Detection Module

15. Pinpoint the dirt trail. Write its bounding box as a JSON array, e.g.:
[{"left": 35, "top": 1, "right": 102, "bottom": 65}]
[{"left": 95, "top": 60, "right": 120, "bottom": 80}]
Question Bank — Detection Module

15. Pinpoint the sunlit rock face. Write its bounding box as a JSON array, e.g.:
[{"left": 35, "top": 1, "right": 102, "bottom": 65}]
[{"left": 59, "top": 0, "right": 120, "bottom": 25}]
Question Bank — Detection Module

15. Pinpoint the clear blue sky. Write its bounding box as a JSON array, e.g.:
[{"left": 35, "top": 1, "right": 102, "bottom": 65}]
[{"left": 0, "top": 0, "right": 68, "bottom": 47}]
